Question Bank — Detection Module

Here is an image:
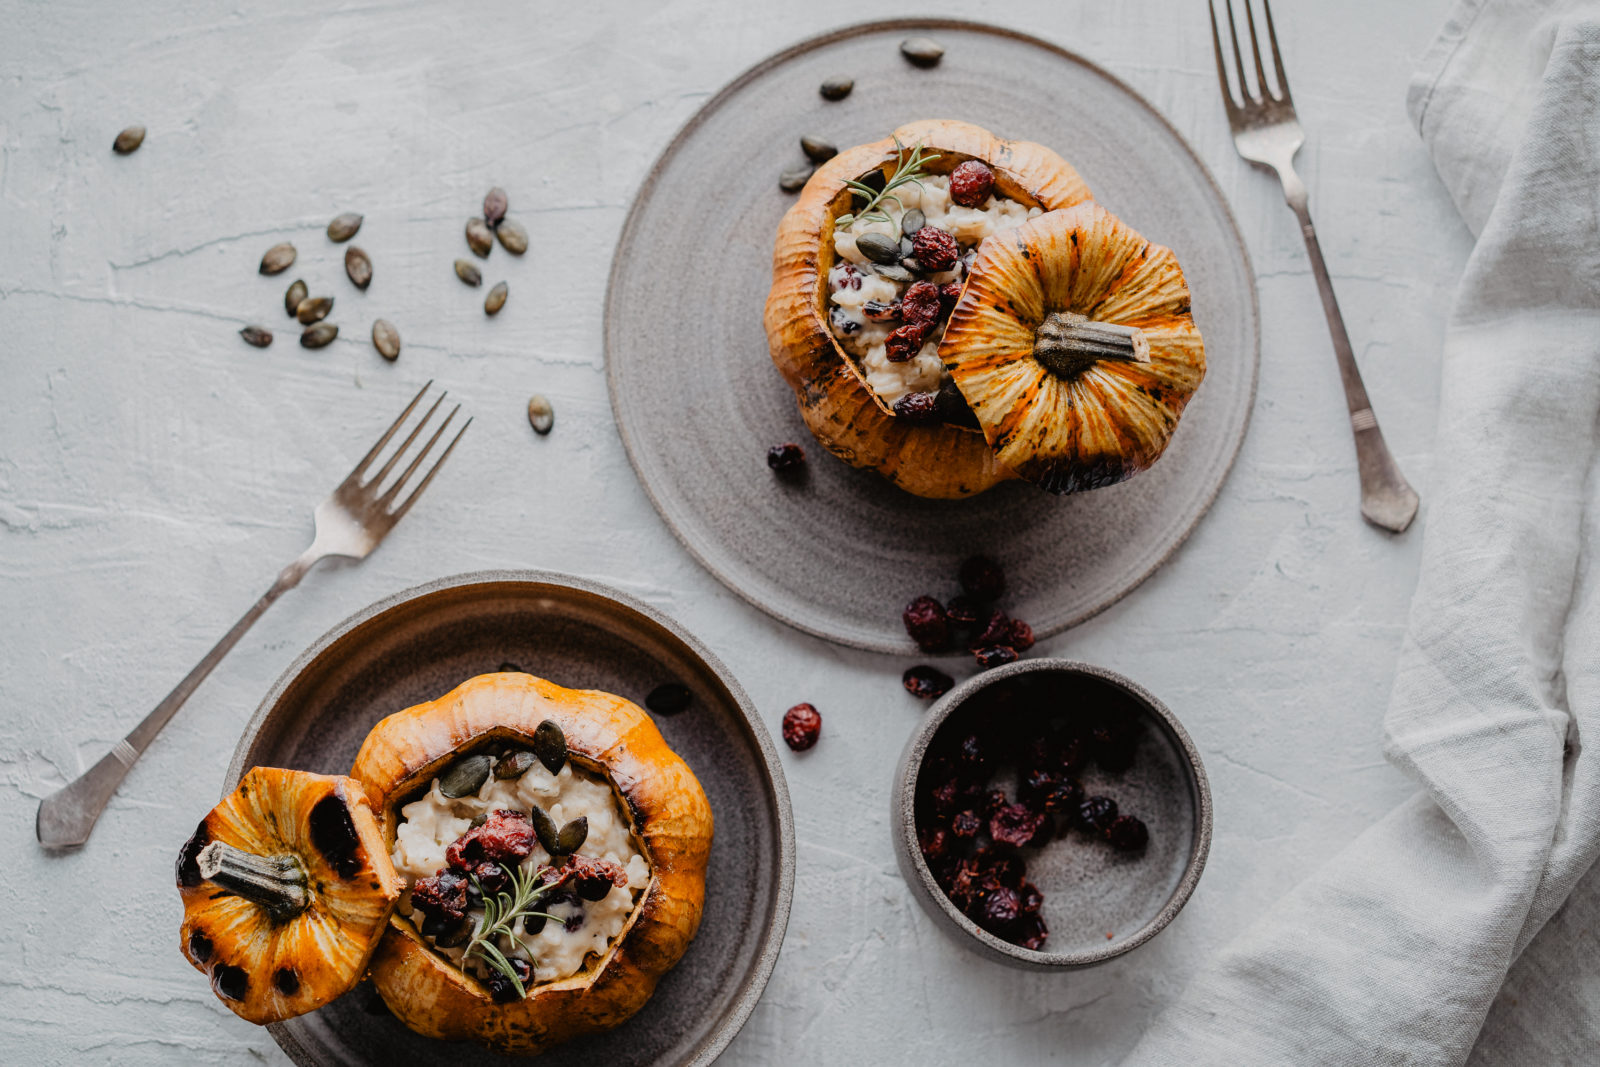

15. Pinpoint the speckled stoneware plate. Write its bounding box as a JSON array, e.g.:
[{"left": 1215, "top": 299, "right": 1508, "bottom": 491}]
[
  {"left": 606, "top": 18, "right": 1258, "bottom": 654},
  {"left": 226, "top": 571, "right": 794, "bottom": 1067}
]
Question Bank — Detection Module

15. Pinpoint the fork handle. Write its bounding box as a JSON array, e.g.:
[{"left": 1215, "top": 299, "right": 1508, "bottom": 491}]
[
  {"left": 1278, "top": 169, "right": 1420, "bottom": 533},
  {"left": 35, "top": 548, "right": 321, "bottom": 849}
]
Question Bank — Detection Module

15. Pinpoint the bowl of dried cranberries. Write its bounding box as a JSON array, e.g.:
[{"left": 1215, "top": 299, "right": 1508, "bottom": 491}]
[{"left": 892, "top": 658, "right": 1211, "bottom": 969}]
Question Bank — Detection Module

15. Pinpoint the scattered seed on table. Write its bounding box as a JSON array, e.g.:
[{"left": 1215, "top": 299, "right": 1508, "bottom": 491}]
[
  {"left": 645, "top": 683, "right": 693, "bottom": 716},
  {"left": 900, "top": 36, "right": 944, "bottom": 67},
  {"left": 819, "top": 77, "right": 853, "bottom": 101},
  {"left": 239, "top": 325, "right": 273, "bottom": 348},
  {"left": 801, "top": 134, "right": 837, "bottom": 163},
  {"left": 371, "top": 319, "right": 400, "bottom": 361},
  {"left": 485, "top": 281, "right": 507, "bottom": 316},
  {"left": 779, "top": 165, "right": 813, "bottom": 192},
  {"left": 495, "top": 218, "right": 527, "bottom": 255},
  {"left": 326, "top": 212, "right": 363, "bottom": 242},
  {"left": 295, "top": 296, "right": 333, "bottom": 324},
  {"left": 454, "top": 259, "right": 483, "bottom": 286},
  {"left": 283, "top": 279, "right": 307, "bottom": 318},
  {"left": 259, "top": 243, "right": 296, "bottom": 275},
  {"left": 527, "top": 394, "right": 554, "bottom": 435},
  {"left": 344, "top": 246, "right": 372, "bottom": 290},
  {"left": 112, "top": 125, "right": 146, "bottom": 154},
  {"left": 465, "top": 217, "right": 493, "bottom": 258},
  {"left": 483, "top": 187, "right": 508, "bottom": 228},
  {"left": 300, "top": 323, "right": 338, "bottom": 349}
]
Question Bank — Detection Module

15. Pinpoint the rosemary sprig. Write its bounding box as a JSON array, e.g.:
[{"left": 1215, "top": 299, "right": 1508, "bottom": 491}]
[
  {"left": 465, "top": 865, "right": 565, "bottom": 1000},
  {"left": 836, "top": 138, "right": 941, "bottom": 233}
]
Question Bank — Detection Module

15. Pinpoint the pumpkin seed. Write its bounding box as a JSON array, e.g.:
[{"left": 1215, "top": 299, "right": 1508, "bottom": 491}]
[
  {"left": 438, "top": 754, "right": 492, "bottom": 798},
  {"left": 856, "top": 231, "right": 901, "bottom": 265},
  {"left": 801, "top": 134, "right": 837, "bottom": 163},
  {"left": 344, "top": 246, "right": 372, "bottom": 290},
  {"left": 300, "top": 322, "right": 338, "bottom": 349},
  {"left": 483, "top": 186, "right": 508, "bottom": 229},
  {"left": 469, "top": 813, "right": 490, "bottom": 829},
  {"left": 239, "top": 325, "right": 273, "bottom": 348},
  {"left": 371, "top": 318, "right": 400, "bottom": 361},
  {"left": 284, "top": 279, "right": 307, "bottom": 318},
  {"left": 521, "top": 913, "right": 547, "bottom": 936},
  {"left": 900, "top": 208, "right": 926, "bottom": 236},
  {"left": 326, "top": 212, "right": 363, "bottom": 242},
  {"left": 555, "top": 816, "right": 588, "bottom": 855},
  {"left": 779, "top": 164, "right": 813, "bottom": 192},
  {"left": 899, "top": 236, "right": 915, "bottom": 258},
  {"left": 819, "top": 77, "right": 854, "bottom": 101},
  {"left": 526, "top": 394, "right": 554, "bottom": 435},
  {"left": 873, "top": 264, "right": 914, "bottom": 283},
  {"left": 495, "top": 218, "right": 528, "bottom": 255},
  {"left": 645, "top": 683, "right": 692, "bottom": 715},
  {"left": 900, "top": 36, "right": 944, "bottom": 67},
  {"left": 454, "top": 258, "right": 482, "bottom": 287},
  {"left": 533, "top": 719, "right": 566, "bottom": 774},
  {"left": 485, "top": 280, "right": 508, "bottom": 316},
  {"left": 465, "top": 217, "right": 493, "bottom": 258},
  {"left": 113, "top": 125, "right": 146, "bottom": 154},
  {"left": 434, "top": 921, "right": 470, "bottom": 948},
  {"left": 493, "top": 750, "right": 537, "bottom": 780},
  {"left": 259, "top": 243, "right": 296, "bottom": 275},
  {"left": 901, "top": 256, "right": 925, "bottom": 274},
  {"left": 529, "top": 805, "right": 560, "bottom": 854},
  {"left": 295, "top": 296, "right": 333, "bottom": 324}
]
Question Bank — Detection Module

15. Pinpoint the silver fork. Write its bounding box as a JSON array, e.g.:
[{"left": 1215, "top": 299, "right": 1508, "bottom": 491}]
[
  {"left": 1209, "top": 0, "right": 1419, "bottom": 533},
  {"left": 36, "top": 381, "right": 470, "bottom": 849}
]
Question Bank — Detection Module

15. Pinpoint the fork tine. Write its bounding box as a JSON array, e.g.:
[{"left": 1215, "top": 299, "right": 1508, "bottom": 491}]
[
  {"left": 1261, "top": 0, "right": 1292, "bottom": 101},
  {"left": 379, "top": 405, "right": 459, "bottom": 508},
  {"left": 343, "top": 380, "right": 433, "bottom": 487},
  {"left": 1222, "top": 0, "right": 1254, "bottom": 103},
  {"left": 366, "top": 391, "right": 446, "bottom": 490},
  {"left": 389, "top": 417, "right": 472, "bottom": 521},
  {"left": 1243, "top": 0, "right": 1272, "bottom": 100},
  {"left": 1207, "top": 0, "right": 1240, "bottom": 113}
]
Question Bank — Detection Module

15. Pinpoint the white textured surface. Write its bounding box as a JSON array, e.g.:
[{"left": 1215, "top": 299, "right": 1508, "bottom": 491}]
[{"left": 0, "top": 0, "right": 1499, "bottom": 1062}]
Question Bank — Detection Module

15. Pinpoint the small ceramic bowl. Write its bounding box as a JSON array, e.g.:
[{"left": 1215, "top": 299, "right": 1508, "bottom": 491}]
[{"left": 892, "top": 658, "right": 1211, "bottom": 969}]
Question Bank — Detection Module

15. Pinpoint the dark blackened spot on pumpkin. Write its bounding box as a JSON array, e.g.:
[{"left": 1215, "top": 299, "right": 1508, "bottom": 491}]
[
  {"left": 188, "top": 929, "right": 213, "bottom": 963},
  {"left": 209, "top": 890, "right": 231, "bottom": 900},
  {"left": 310, "top": 793, "right": 362, "bottom": 878},
  {"left": 212, "top": 963, "right": 249, "bottom": 1002},
  {"left": 176, "top": 822, "right": 211, "bottom": 888},
  {"left": 274, "top": 967, "right": 301, "bottom": 996}
]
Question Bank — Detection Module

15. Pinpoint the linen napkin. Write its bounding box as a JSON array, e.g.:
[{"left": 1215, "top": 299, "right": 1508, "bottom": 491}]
[{"left": 1126, "top": 1, "right": 1600, "bottom": 1062}]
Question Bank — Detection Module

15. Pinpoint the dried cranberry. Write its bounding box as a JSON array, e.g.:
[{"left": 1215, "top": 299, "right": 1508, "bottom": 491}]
[
  {"left": 884, "top": 322, "right": 929, "bottom": 362},
  {"left": 1092, "top": 721, "right": 1138, "bottom": 772},
  {"left": 1077, "top": 795, "right": 1119, "bottom": 834},
  {"left": 782, "top": 702, "right": 822, "bottom": 750},
  {"left": 829, "top": 307, "right": 861, "bottom": 335},
  {"left": 927, "top": 779, "right": 964, "bottom": 817},
  {"left": 485, "top": 957, "right": 532, "bottom": 1003},
  {"left": 947, "top": 858, "right": 1003, "bottom": 910},
  {"left": 949, "top": 160, "right": 996, "bottom": 207},
  {"left": 1058, "top": 734, "right": 1088, "bottom": 774},
  {"left": 1010, "top": 912, "right": 1049, "bottom": 951},
  {"left": 411, "top": 868, "right": 470, "bottom": 923},
  {"left": 1018, "top": 767, "right": 1059, "bottom": 811},
  {"left": 959, "top": 555, "right": 1006, "bottom": 601},
  {"left": 980, "top": 850, "right": 1026, "bottom": 889},
  {"left": 974, "top": 645, "right": 1019, "bottom": 670},
  {"left": 446, "top": 810, "right": 535, "bottom": 871},
  {"left": 1042, "top": 776, "right": 1084, "bottom": 815},
  {"left": 1106, "top": 815, "right": 1149, "bottom": 852},
  {"left": 902, "top": 664, "right": 954, "bottom": 699},
  {"left": 939, "top": 281, "right": 964, "bottom": 315},
  {"left": 971, "top": 608, "right": 1012, "bottom": 648},
  {"left": 862, "top": 299, "right": 901, "bottom": 321},
  {"left": 892, "top": 391, "right": 942, "bottom": 423},
  {"left": 950, "top": 809, "right": 983, "bottom": 839},
  {"left": 910, "top": 227, "right": 960, "bottom": 272},
  {"left": 990, "top": 803, "right": 1050, "bottom": 848},
  {"left": 902, "top": 595, "right": 951, "bottom": 652},
  {"left": 977, "top": 886, "right": 1021, "bottom": 933},
  {"left": 981, "top": 788, "right": 1010, "bottom": 817},
  {"left": 918, "top": 825, "right": 953, "bottom": 862},
  {"left": 900, "top": 280, "right": 943, "bottom": 326},
  {"left": 557, "top": 854, "right": 630, "bottom": 900},
  {"left": 766, "top": 442, "right": 806, "bottom": 475},
  {"left": 955, "top": 732, "right": 990, "bottom": 779},
  {"left": 471, "top": 860, "right": 511, "bottom": 895},
  {"left": 944, "top": 594, "right": 981, "bottom": 627},
  {"left": 1018, "top": 881, "right": 1044, "bottom": 914},
  {"left": 834, "top": 262, "right": 863, "bottom": 289},
  {"left": 1006, "top": 620, "right": 1035, "bottom": 652}
]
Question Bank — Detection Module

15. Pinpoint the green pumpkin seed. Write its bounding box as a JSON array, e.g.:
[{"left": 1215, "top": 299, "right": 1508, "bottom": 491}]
[
  {"left": 483, "top": 187, "right": 508, "bottom": 229},
  {"left": 900, "top": 36, "right": 944, "bottom": 67},
  {"left": 371, "top": 318, "right": 400, "bottom": 361},
  {"left": 819, "top": 77, "right": 854, "bottom": 101},
  {"left": 113, "top": 125, "right": 146, "bottom": 155},
  {"left": 239, "top": 325, "right": 273, "bottom": 348},
  {"left": 465, "top": 217, "right": 493, "bottom": 258},
  {"left": 326, "top": 212, "right": 363, "bottom": 242},
  {"left": 529, "top": 805, "right": 560, "bottom": 855},
  {"left": 527, "top": 394, "right": 553, "bottom": 435},
  {"left": 533, "top": 719, "right": 566, "bottom": 774},
  {"left": 801, "top": 134, "right": 838, "bottom": 164},
  {"left": 873, "top": 264, "right": 914, "bottom": 283},
  {"left": 555, "top": 816, "right": 588, "bottom": 855},
  {"left": 469, "top": 813, "right": 490, "bottom": 829},
  {"left": 900, "top": 208, "right": 926, "bottom": 236},
  {"left": 493, "top": 750, "right": 537, "bottom": 780},
  {"left": 300, "top": 322, "right": 338, "bottom": 349},
  {"left": 485, "top": 280, "right": 508, "bottom": 316},
  {"left": 454, "top": 258, "right": 482, "bottom": 287},
  {"left": 344, "top": 246, "right": 372, "bottom": 290},
  {"left": 259, "top": 243, "right": 296, "bottom": 275},
  {"left": 437, "top": 754, "right": 492, "bottom": 798},
  {"left": 521, "top": 913, "right": 547, "bottom": 936},
  {"left": 284, "top": 279, "right": 307, "bottom": 318},
  {"left": 856, "top": 231, "right": 901, "bottom": 265},
  {"left": 779, "top": 164, "right": 813, "bottom": 193},
  {"left": 295, "top": 296, "right": 333, "bottom": 324},
  {"left": 645, "top": 683, "right": 692, "bottom": 716},
  {"left": 495, "top": 218, "right": 528, "bottom": 255}
]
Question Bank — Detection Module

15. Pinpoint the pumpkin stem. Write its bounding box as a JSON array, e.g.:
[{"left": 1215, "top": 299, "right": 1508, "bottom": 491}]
[
  {"left": 197, "top": 841, "right": 310, "bottom": 918},
  {"left": 1033, "top": 312, "right": 1150, "bottom": 379}
]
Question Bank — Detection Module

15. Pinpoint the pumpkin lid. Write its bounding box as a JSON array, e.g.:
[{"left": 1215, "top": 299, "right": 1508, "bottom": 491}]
[
  {"left": 938, "top": 202, "right": 1206, "bottom": 494},
  {"left": 176, "top": 767, "right": 403, "bottom": 1024}
]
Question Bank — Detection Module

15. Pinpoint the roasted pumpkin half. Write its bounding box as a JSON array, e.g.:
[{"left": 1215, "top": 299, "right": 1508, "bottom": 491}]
[{"left": 349, "top": 672, "right": 714, "bottom": 1056}]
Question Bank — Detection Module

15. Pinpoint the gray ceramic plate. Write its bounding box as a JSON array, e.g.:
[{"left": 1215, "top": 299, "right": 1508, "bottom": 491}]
[
  {"left": 606, "top": 18, "right": 1258, "bottom": 654},
  {"left": 226, "top": 571, "right": 795, "bottom": 1067}
]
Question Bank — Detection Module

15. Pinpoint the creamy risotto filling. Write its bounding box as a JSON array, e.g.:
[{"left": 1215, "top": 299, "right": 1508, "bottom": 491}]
[
  {"left": 392, "top": 757, "right": 650, "bottom": 985},
  {"left": 827, "top": 173, "right": 1042, "bottom": 407}
]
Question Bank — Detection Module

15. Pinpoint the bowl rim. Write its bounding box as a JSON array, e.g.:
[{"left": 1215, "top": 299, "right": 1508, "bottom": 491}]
[
  {"left": 230, "top": 568, "right": 796, "bottom": 1067},
  {"left": 893, "top": 657, "right": 1212, "bottom": 967}
]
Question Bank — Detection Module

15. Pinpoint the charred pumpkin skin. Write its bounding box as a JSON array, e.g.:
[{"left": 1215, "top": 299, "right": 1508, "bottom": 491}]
[
  {"left": 176, "top": 769, "right": 402, "bottom": 1025},
  {"left": 764, "top": 119, "right": 1093, "bottom": 499},
  {"left": 350, "top": 672, "right": 713, "bottom": 1056},
  {"left": 940, "top": 202, "right": 1205, "bottom": 494}
]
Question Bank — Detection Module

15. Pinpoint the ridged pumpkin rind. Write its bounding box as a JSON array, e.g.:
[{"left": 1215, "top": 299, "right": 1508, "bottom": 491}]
[
  {"left": 349, "top": 672, "right": 714, "bottom": 1056},
  {"left": 763, "top": 118, "right": 1093, "bottom": 499},
  {"left": 939, "top": 202, "right": 1205, "bottom": 493}
]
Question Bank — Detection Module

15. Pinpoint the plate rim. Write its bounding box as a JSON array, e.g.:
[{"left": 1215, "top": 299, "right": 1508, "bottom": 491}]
[
  {"left": 228, "top": 568, "right": 796, "bottom": 1067},
  {"left": 604, "top": 15, "right": 1261, "bottom": 655}
]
